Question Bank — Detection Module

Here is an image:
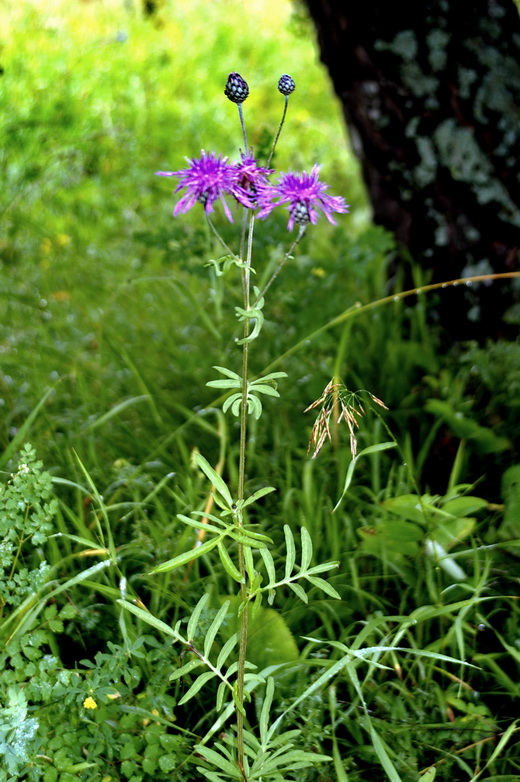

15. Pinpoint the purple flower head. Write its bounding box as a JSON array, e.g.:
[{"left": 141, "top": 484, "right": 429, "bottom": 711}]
[
  {"left": 232, "top": 152, "right": 273, "bottom": 204},
  {"left": 156, "top": 151, "right": 255, "bottom": 222},
  {"left": 256, "top": 165, "right": 349, "bottom": 231}
]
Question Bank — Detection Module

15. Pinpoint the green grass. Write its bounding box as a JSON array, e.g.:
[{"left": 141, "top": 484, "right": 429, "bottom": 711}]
[{"left": 1, "top": 1, "right": 520, "bottom": 780}]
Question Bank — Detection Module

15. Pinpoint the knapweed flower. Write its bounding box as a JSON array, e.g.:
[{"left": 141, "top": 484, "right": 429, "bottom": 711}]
[
  {"left": 157, "top": 151, "right": 255, "bottom": 222},
  {"left": 233, "top": 152, "right": 273, "bottom": 204},
  {"left": 256, "top": 165, "right": 348, "bottom": 231}
]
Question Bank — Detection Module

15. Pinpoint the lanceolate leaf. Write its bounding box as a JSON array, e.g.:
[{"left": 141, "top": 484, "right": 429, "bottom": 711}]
[
  {"left": 148, "top": 537, "right": 219, "bottom": 575},
  {"left": 249, "top": 384, "right": 280, "bottom": 397},
  {"left": 169, "top": 657, "right": 205, "bottom": 682},
  {"left": 259, "top": 677, "right": 275, "bottom": 746},
  {"left": 177, "top": 513, "right": 223, "bottom": 535},
  {"left": 179, "top": 670, "right": 218, "bottom": 705},
  {"left": 247, "top": 395, "right": 263, "bottom": 419},
  {"left": 259, "top": 548, "right": 277, "bottom": 585},
  {"left": 211, "top": 365, "right": 242, "bottom": 381},
  {"left": 284, "top": 525, "right": 296, "bottom": 580},
  {"left": 300, "top": 526, "right": 313, "bottom": 571},
  {"left": 334, "top": 441, "right": 396, "bottom": 512},
  {"left": 216, "top": 633, "right": 239, "bottom": 671},
  {"left": 207, "top": 378, "right": 241, "bottom": 389},
  {"left": 218, "top": 541, "right": 243, "bottom": 582},
  {"left": 195, "top": 746, "right": 242, "bottom": 779},
  {"left": 288, "top": 582, "right": 308, "bottom": 603},
  {"left": 241, "top": 486, "right": 276, "bottom": 509},
  {"left": 116, "top": 599, "right": 184, "bottom": 643},
  {"left": 195, "top": 452, "right": 233, "bottom": 506},
  {"left": 305, "top": 575, "right": 341, "bottom": 599},
  {"left": 187, "top": 593, "right": 210, "bottom": 641},
  {"left": 223, "top": 392, "right": 242, "bottom": 414},
  {"left": 204, "top": 600, "right": 230, "bottom": 659}
]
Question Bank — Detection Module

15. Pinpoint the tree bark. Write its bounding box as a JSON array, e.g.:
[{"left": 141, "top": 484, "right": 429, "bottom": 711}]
[{"left": 301, "top": 0, "right": 520, "bottom": 340}]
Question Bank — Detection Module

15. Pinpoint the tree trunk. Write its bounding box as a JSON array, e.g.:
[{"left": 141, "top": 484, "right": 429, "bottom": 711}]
[{"left": 301, "top": 0, "right": 520, "bottom": 340}]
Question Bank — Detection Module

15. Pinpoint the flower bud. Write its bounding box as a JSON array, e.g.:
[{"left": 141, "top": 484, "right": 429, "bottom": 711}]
[
  {"left": 278, "top": 74, "right": 295, "bottom": 96},
  {"left": 224, "top": 72, "right": 249, "bottom": 104}
]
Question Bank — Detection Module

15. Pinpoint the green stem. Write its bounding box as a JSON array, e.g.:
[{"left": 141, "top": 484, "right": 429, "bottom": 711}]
[
  {"left": 236, "top": 211, "right": 255, "bottom": 780},
  {"left": 255, "top": 225, "right": 306, "bottom": 305},
  {"left": 237, "top": 103, "right": 248, "bottom": 151},
  {"left": 267, "top": 95, "right": 289, "bottom": 167},
  {"left": 206, "top": 215, "right": 241, "bottom": 261}
]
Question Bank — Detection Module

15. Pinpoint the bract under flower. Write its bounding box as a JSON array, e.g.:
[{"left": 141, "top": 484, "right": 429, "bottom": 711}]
[{"left": 256, "top": 165, "right": 348, "bottom": 231}]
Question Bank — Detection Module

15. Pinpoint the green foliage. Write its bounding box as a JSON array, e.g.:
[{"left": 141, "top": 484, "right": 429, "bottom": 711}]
[
  {"left": 0, "top": 444, "right": 56, "bottom": 614},
  {"left": 1, "top": 1, "right": 520, "bottom": 779}
]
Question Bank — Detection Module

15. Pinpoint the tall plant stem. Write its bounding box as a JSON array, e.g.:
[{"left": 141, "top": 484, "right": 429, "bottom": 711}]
[
  {"left": 236, "top": 211, "right": 255, "bottom": 780},
  {"left": 255, "top": 225, "right": 306, "bottom": 304},
  {"left": 237, "top": 103, "right": 248, "bottom": 151},
  {"left": 267, "top": 95, "right": 289, "bottom": 167}
]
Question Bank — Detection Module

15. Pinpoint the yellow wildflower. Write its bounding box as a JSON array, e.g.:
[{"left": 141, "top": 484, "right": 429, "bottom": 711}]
[{"left": 83, "top": 696, "right": 98, "bottom": 709}]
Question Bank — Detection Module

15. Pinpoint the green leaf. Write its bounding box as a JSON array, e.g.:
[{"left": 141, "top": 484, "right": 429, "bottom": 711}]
[
  {"left": 300, "top": 527, "right": 312, "bottom": 571},
  {"left": 241, "top": 486, "right": 276, "bottom": 509},
  {"left": 235, "top": 309, "right": 264, "bottom": 343},
  {"left": 211, "top": 366, "right": 242, "bottom": 381},
  {"left": 223, "top": 392, "right": 243, "bottom": 414},
  {"left": 260, "top": 548, "right": 277, "bottom": 586},
  {"left": 429, "top": 517, "right": 476, "bottom": 550},
  {"left": 179, "top": 671, "right": 218, "bottom": 705},
  {"left": 216, "top": 680, "right": 228, "bottom": 712},
  {"left": 177, "top": 513, "right": 224, "bottom": 535},
  {"left": 441, "top": 496, "right": 488, "bottom": 516},
  {"left": 84, "top": 395, "right": 150, "bottom": 431},
  {"left": 148, "top": 537, "right": 219, "bottom": 575},
  {"left": 288, "top": 582, "right": 308, "bottom": 603},
  {"left": 195, "top": 453, "right": 233, "bottom": 507},
  {"left": 249, "top": 384, "right": 280, "bottom": 397},
  {"left": 305, "top": 561, "right": 340, "bottom": 576},
  {"left": 334, "top": 442, "right": 397, "bottom": 511},
  {"left": 370, "top": 726, "right": 402, "bottom": 782},
  {"left": 207, "top": 379, "right": 241, "bottom": 389},
  {"left": 244, "top": 545, "right": 256, "bottom": 583},
  {"left": 187, "top": 593, "right": 210, "bottom": 641},
  {"left": 305, "top": 575, "right": 341, "bottom": 600},
  {"left": 204, "top": 600, "right": 230, "bottom": 659},
  {"left": 195, "top": 745, "right": 242, "bottom": 778},
  {"left": 169, "top": 657, "right": 205, "bottom": 681},
  {"left": 116, "top": 600, "right": 183, "bottom": 642},
  {"left": 259, "top": 677, "right": 275, "bottom": 747},
  {"left": 248, "top": 395, "right": 263, "bottom": 419},
  {"left": 216, "top": 633, "right": 239, "bottom": 671},
  {"left": 284, "top": 525, "right": 296, "bottom": 580},
  {"left": 218, "top": 542, "right": 243, "bottom": 582}
]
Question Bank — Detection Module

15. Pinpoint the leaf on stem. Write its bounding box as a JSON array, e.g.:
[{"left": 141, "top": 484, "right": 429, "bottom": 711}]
[
  {"left": 148, "top": 537, "right": 219, "bottom": 575},
  {"left": 204, "top": 600, "right": 231, "bottom": 659},
  {"left": 187, "top": 593, "right": 210, "bottom": 641},
  {"left": 195, "top": 452, "right": 234, "bottom": 507}
]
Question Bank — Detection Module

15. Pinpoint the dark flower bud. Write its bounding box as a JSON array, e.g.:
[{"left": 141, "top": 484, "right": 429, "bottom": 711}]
[
  {"left": 224, "top": 72, "right": 249, "bottom": 104},
  {"left": 278, "top": 74, "right": 295, "bottom": 96}
]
